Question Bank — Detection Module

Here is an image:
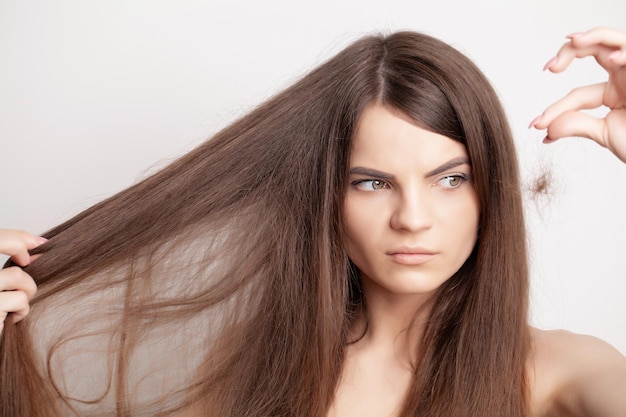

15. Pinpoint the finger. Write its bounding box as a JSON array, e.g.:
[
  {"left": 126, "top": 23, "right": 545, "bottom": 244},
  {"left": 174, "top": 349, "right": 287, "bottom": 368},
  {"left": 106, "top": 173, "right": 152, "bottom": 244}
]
[
  {"left": 545, "top": 42, "right": 597, "bottom": 73},
  {"left": 545, "top": 43, "right": 618, "bottom": 73},
  {"left": 544, "top": 111, "right": 604, "bottom": 145},
  {"left": 0, "top": 267, "right": 38, "bottom": 300},
  {"left": 604, "top": 109, "right": 626, "bottom": 163},
  {"left": 544, "top": 27, "right": 626, "bottom": 72},
  {"left": 0, "top": 229, "right": 47, "bottom": 266},
  {"left": 532, "top": 83, "right": 605, "bottom": 129},
  {"left": 544, "top": 110, "right": 626, "bottom": 164},
  {"left": 0, "top": 290, "right": 31, "bottom": 324},
  {"left": 605, "top": 48, "right": 626, "bottom": 66},
  {"left": 569, "top": 27, "right": 626, "bottom": 55}
]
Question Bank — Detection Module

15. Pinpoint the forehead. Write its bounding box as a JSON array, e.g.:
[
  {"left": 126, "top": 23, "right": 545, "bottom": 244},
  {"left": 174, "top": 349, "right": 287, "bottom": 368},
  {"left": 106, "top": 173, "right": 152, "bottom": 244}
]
[{"left": 351, "top": 104, "right": 469, "bottom": 171}]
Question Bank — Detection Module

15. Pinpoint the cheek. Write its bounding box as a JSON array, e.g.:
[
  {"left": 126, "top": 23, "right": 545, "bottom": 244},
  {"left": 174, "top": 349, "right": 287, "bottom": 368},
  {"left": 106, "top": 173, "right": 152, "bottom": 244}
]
[{"left": 436, "top": 189, "right": 480, "bottom": 248}]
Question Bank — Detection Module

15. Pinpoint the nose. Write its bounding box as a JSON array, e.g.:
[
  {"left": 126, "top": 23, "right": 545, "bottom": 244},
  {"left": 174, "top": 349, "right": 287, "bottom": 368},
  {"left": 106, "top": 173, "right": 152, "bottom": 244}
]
[{"left": 390, "top": 188, "right": 434, "bottom": 232}]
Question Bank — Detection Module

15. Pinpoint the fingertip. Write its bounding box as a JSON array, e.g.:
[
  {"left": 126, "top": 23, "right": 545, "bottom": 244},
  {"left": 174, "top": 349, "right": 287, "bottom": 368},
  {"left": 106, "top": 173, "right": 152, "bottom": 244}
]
[
  {"left": 11, "top": 312, "right": 26, "bottom": 324},
  {"left": 528, "top": 115, "right": 544, "bottom": 129},
  {"left": 27, "top": 233, "right": 48, "bottom": 248},
  {"left": 21, "top": 233, "right": 48, "bottom": 253},
  {"left": 566, "top": 31, "right": 584, "bottom": 40},
  {"left": 528, "top": 112, "right": 546, "bottom": 129},
  {"left": 543, "top": 56, "right": 558, "bottom": 72},
  {"left": 11, "top": 253, "right": 32, "bottom": 268}
]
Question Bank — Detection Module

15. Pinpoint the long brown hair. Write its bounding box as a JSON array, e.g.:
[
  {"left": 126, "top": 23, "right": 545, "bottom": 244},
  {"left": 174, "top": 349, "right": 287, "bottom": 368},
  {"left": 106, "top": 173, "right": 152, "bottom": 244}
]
[{"left": 1, "top": 31, "right": 529, "bottom": 417}]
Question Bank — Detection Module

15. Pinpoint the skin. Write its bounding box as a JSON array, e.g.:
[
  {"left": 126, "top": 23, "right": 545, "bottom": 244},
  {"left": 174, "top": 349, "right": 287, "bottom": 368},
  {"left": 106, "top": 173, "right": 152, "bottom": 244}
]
[
  {"left": 334, "top": 103, "right": 479, "bottom": 417},
  {"left": 2, "top": 27, "right": 625, "bottom": 417},
  {"left": 530, "top": 27, "right": 626, "bottom": 162},
  {"left": 331, "top": 103, "right": 626, "bottom": 417},
  {"left": 0, "top": 229, "right": 43, "bottom": 334},
  {"left": 342, "top": 103, "right": 479, "bottom": 353}
]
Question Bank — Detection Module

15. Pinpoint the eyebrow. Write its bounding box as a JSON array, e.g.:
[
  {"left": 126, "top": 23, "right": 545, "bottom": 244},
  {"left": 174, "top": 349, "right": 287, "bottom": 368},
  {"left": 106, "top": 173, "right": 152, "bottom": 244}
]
[
  {"left": 348, "top": 167, "right": 395, "bottom": 180},
  {"left": 349, "top": 156, "right": 471, "bottom": 180},
  {"left": 424, "top": 156, "right": 471, "bottom": 177}
]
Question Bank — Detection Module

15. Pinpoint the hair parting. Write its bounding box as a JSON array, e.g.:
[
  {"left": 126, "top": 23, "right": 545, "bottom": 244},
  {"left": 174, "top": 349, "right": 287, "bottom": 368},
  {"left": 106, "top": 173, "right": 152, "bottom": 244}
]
[{"left": 1, "top": 30, "right": 530, "bottom": 417}]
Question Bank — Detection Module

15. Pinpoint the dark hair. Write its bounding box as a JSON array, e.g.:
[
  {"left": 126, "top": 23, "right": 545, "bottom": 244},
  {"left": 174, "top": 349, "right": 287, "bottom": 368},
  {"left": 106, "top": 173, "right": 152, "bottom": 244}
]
[{"left": 1, "top": 30, "right": 529, "bottom": 417}]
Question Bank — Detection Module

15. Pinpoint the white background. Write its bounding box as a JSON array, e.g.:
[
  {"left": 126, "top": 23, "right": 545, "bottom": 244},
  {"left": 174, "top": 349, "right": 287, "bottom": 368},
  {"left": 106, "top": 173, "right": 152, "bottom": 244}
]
[{"left": 0, "top": 0, "right": 625, "bottom": 353}]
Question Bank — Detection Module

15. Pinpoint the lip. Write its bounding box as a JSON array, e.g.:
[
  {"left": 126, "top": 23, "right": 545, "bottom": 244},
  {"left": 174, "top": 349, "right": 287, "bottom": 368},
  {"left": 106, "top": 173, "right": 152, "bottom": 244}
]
[{"left": 386, "top": 247, "right": 437, "bottom": 265}]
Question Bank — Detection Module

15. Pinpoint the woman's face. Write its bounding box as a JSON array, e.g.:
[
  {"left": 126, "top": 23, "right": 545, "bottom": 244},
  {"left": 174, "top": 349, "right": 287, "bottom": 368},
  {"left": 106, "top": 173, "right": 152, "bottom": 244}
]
[{"left": 344, "top": 104, "right": 480, "bottom": 300}]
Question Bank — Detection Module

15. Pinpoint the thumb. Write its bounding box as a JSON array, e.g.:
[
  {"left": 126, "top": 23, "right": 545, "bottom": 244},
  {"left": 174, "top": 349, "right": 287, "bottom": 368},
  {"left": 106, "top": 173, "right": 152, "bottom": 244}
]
[
  {"left": 545, "top": 110, "right": 604, "bottom": 144},
  {"left": 546, "top": 110, "right": 626, "bottom": 163}
]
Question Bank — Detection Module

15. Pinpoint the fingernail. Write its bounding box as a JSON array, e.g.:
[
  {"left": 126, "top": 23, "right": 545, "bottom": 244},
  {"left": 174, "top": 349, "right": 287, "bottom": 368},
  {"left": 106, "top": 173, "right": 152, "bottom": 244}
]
[
  {"left": 566, "top": 32, "right": 583, "bottom": 39},
  {"left": 528, "top": 115, "right": 543, "bottom": 129},
  {"left": 542, "top": 136, "right": 554, "bottom": 144},
  {"left": 543, "top": 56, "right": 558, "bottom": 71},
  {"left": 37, "top": 237, "right": 48, "bottom": 244}
]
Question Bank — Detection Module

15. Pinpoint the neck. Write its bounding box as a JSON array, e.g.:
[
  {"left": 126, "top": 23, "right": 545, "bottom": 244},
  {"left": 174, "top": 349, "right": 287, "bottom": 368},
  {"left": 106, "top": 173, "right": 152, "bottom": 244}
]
[{"left": 351, "top": 282, "right": 435, "bottom": 363}]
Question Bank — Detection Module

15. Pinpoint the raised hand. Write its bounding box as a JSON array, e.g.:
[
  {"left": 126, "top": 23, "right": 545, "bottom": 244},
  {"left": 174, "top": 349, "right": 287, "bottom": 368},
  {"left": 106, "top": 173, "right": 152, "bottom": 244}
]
[
  {"left": 0, "top": 229, "right": 46, "bottom": 334},
  {"left": 530, "top": 27, "right": 626, "bottom": 163}
]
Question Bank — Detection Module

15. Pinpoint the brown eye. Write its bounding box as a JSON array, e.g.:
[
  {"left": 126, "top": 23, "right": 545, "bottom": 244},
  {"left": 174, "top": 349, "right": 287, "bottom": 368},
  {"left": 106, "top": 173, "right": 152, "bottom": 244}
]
[
  {"left": 448, "top": 177, "right": 461, "bottom": 187},
  {"left": 372, "top": 180, "right": 385, "bottom": 189},
  {"left": 353, "top": 179, "right": 389, "bottom": 191},
  {"left": 439, "top": 175, "right": 466, "bottom": 189}
]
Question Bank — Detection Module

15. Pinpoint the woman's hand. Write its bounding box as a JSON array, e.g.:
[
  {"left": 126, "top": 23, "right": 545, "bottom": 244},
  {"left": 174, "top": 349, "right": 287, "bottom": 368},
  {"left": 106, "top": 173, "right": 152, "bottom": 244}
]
[
  {"left": 530, "top": 27, "right": 626, "bottom": 163},
  {"left": 0, "top": 229, "right": 46, "bottom": 335}
]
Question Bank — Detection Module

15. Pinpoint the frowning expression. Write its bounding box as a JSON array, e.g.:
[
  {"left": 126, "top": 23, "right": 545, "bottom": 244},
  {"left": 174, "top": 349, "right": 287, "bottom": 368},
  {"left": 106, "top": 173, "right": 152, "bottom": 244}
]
[{"left": 344, "top": 104, "right": 480, "bottom": 300}]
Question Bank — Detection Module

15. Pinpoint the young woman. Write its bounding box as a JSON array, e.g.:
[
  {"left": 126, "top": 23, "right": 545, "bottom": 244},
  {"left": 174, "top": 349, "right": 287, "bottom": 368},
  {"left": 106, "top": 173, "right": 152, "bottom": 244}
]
[{"left": 1, "top": 27, "right": 625, "bottom": 417}]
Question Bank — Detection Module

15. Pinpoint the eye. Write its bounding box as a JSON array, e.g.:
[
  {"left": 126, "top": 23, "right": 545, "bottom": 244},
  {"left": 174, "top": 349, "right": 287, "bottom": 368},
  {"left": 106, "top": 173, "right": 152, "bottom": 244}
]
[
  {"left": 352, "top": 179, "right": 389, "bottom": 191},
  {"left": 438, "top": 174, "right": 467, "bottom": 189}
]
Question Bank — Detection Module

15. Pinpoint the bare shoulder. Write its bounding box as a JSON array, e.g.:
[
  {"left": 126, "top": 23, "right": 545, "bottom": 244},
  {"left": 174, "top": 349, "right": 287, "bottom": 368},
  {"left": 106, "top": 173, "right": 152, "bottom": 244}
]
[
  {"left": 528, "top": 327, "right": 626, "bottom": 417},
  {"left": 530, "top": 327, "right": 623, "bottom": 364}
]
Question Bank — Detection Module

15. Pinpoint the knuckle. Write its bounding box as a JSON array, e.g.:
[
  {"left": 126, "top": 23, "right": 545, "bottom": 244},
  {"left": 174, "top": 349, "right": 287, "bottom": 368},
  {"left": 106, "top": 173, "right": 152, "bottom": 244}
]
[
  {"left": 14, "top": 291, "right": 29, "bottom": 306},
  {"left": 25, "top": 281, "right": 38, "bottom": 300},
  {"left": 0, "top": 267, "right": 37, "bottom": 297},
  {"left": 1, "top": 266, "right": 23, "bottom": 281},
  {"left": 3, "top": 266, "right": 28, "bottom": 282}
]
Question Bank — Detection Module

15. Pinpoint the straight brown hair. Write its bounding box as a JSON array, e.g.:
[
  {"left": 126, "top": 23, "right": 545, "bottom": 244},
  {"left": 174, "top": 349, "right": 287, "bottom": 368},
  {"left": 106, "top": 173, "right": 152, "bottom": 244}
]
[{"left": 1, "top": 30, "right": 529, "bottom": 416}]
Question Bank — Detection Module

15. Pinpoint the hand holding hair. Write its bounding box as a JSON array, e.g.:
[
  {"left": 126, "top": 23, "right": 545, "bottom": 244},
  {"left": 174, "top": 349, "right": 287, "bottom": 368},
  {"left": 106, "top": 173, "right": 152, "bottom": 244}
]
[
  {"left": 530, "top": 27, "right": 626, "bottom": 163},
  {"left": 0, "top": 229, "right": 45, "bottom": 334}
]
